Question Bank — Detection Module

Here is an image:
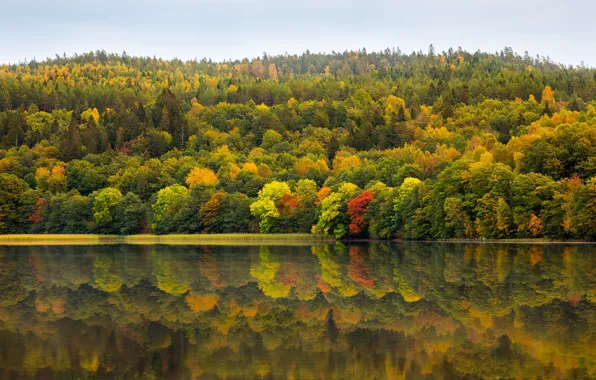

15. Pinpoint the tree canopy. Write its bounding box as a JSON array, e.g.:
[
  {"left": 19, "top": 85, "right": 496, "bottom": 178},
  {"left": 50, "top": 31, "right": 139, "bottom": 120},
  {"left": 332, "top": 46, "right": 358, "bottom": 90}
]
[{"left": 2, "top": 47, "right": 596, "bottom": 239}]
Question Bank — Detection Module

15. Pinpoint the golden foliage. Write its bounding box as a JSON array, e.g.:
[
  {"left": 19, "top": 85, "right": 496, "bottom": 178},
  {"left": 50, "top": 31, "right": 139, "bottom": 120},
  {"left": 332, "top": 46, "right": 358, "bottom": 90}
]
[
  {"left": 186, "top": 167, "right": 219, "bottom": 187},
  {"left": 332, "top": 154, "right": 362, "bottom": 174},
  {"left": 528, "top": 214, "right": 544, "bottom": 236},
  {"left": 242, "top": 162, "right": 258, "bottom": 174},
  {"left": 316, "top": 186, "right": 331, "bottom": 204},
  {"left": 185, "top": 292, "right": 220, "bottom": 313}
]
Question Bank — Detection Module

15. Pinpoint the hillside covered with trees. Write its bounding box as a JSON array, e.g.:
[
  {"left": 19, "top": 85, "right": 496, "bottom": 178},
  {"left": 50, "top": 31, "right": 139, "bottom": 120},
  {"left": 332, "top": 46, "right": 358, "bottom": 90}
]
[{"left": 2, "top": 47, "right": 596, "bottom": 239}]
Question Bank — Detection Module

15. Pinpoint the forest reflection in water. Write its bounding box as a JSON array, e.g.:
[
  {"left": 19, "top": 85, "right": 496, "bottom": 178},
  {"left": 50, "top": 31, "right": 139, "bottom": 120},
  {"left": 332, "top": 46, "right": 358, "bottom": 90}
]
[{"left": 0, "top": 242, "right": 595, "bottom": 379}]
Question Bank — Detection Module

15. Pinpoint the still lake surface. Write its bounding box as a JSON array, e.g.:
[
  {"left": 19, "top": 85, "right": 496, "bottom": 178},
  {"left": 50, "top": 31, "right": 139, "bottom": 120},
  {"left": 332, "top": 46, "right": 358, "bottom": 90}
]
[{"left": 0, "top": 242, "right": 594, "bottom": 379}]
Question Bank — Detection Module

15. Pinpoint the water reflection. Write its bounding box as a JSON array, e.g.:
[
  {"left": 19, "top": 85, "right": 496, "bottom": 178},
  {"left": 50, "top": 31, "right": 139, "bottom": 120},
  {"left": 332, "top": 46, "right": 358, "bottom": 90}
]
[{"left": 0, "top": 243, "right": 595, "bottom": 379}]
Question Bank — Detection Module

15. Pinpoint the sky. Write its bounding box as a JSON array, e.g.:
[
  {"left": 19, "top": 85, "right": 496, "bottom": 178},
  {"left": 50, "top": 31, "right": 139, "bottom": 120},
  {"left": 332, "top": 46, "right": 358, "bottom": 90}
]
[{"left": 1, "top": 0, "right": 594, "bottom": 66}]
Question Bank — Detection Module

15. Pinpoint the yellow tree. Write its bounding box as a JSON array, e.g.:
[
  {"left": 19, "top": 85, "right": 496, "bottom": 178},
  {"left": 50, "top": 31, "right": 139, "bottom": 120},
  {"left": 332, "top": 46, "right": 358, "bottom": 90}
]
[
  {"left": 186, "top": 167, "right": 219, "bottom": 187},
  {"left": 268, "top": 63, "right": 278, "bottom": 80},
  {"left": 541, "top": 85, "right": 556, "bottom": 111}
]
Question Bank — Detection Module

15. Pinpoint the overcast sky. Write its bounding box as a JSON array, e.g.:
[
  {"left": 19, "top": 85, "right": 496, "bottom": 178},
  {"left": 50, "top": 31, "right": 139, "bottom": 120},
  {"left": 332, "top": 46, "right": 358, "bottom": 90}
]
[{"left": 1, "top": 0, "right": 594, "bottom": 66}]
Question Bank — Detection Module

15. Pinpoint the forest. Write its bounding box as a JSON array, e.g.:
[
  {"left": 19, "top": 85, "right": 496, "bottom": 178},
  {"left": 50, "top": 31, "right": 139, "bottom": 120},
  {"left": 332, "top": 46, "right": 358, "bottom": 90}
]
[{"left": 2, "top": 47, "right": 596, "bottom": 239}]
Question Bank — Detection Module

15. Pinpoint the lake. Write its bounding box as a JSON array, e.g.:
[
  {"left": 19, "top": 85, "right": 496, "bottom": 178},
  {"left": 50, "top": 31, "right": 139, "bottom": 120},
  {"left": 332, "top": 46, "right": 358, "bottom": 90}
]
[{"left": 0, "top": 242, "right": 594, "bottom": 379}]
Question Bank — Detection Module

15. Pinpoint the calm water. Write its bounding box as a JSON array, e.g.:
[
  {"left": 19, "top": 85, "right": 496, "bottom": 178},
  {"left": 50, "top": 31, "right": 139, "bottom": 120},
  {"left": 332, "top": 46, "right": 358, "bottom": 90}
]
[{"left": 0, "top": 243, "right": 594, "bottom": 379}]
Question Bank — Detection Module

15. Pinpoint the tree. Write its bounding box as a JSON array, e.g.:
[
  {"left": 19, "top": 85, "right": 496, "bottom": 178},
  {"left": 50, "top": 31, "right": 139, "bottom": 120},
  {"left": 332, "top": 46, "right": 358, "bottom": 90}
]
[
  {"left": 0, "top": 110, "right": 25, "bottom": 148},
  {"left": 146, "top": 128, "right": 173, "bottom": 157},
  {"left": 250, "top": 181, "right": 292, "bottom": 233},
  {"left": 114, "top": 192, "right": 146, "bottom": 234},
  {"left": 443, "top": 197, "right": 471, "bottom": 238},
  {"left": 66, "top": 160, "right": 106, "bottom": 195},
  {"left": 327, "top": 136, "right": 340, "bottom": 160},
  {"left": 527, "top": 213, "right": 544, "bottom": 237},
  {"left": 45, "top": 191, "right": 92, "bottom": 233},
  {"left": 347, "top": 191, "right": 374, "bottom": 236},
  {"left": 541, "top": 85, "right": 556, "bottom": 113},
  {"left": 152, "top": 88, "right": 188, "bottom": 148},
  {"left": 0, "top": 174, "right": 29, "bottom": 233},
  {"left": 186, "top": 167, "right": 219, "bottom": 187},
  {"left": 393, "top": 178, "right": 425, "bottom": 237},
  {"left": 152, "top": 185, "right": 191, "bottom": 233},
  {"left": 294, "top": 179, "right": 318, "bottom": 232},
  {"left": 312, "top": 183, "right": 359, "bottom": 238},
  {"left": 59, "top": 118, "right": 83, "bottom": 160},
  {"left": 35, "top": 166, "right": 67, "bottom": 194},
  {"left": 92, "top": 188, "right": 123, "bottom": 233}
]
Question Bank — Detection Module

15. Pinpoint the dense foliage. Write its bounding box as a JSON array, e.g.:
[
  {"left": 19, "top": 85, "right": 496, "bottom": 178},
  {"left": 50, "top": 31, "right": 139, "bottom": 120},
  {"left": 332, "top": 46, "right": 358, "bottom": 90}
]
[
  {"left": 2, "top": 47, "right": 596, "bottom": 239},
  {"left": 0, "top": 243, "right": 594, "bottom": 378}
]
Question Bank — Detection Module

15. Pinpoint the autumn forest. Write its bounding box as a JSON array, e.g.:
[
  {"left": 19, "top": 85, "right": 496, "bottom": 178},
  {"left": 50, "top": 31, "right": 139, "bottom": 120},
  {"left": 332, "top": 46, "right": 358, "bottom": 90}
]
[{"left": 2, "top": 47, "right": 596, "bottom": 239}]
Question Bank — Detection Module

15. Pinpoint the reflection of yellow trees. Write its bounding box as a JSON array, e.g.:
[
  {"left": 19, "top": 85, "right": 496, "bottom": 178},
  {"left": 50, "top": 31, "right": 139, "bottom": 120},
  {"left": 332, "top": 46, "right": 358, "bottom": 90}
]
[
  {"left": 155, "top": 269, "right": 189, "bottom": 295},
  {"left": 393, "top": 267, "right": 422, "bottom": 303},
  {"left": 152, "top": 251, "right": 190, "bottom": 296},
  {"left": 366, "top": 244, "right": 396, "bottom": 298},
  {"left": 529, "top": 245, "right": 544, "bottom": 266},
  {"left": 79, "top": 352, "right": 99, "bottom": 373},
  {"left": 250, "top": 247, "right": 291, "bottom": 298},
  {"left": 243, "top": 305, "right": 259, "bottom": 318},
  {"left": 294, "top": 276, "right": 318, "bottom": 301},
  {"left": 92, "top": 256, "right": 122, "bottom": 293},
  {"left": 185, "top": 292, "right": 219, "bottom": 313},
  {"left": 312, "top": 245, "right": 358, "bottom": 297},
  {"left": 496, "top": 248, "right": 511, "bottom": 282},
  {"left": 214, "top": 315, "right": 236, "bottom": 335}
]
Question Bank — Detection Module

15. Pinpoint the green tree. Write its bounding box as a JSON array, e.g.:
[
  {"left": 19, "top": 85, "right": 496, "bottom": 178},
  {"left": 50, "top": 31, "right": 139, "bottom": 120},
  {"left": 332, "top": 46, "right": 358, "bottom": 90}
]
[
  {"left": 250, "top": 181, "right": 292, "bottom": 233},
  {"left": 92, "top": 188, "right": 124, "bottom": 233},
  {"left": 114, "top": 192, "right": 146, "bottom": 234},
  {"left": 67, "top": 160, "right": 106, "bottom": 195},
  {"left": 0, "top": 173, "right": 29, "bottom": 233},
  {"left": 152, "top": 185, "right": 191, "bottom": 233}
]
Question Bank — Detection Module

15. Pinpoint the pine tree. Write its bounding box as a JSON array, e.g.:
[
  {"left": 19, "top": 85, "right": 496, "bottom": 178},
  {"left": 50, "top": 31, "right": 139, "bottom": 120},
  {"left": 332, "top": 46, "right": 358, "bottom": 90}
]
[{"left": 327, "top": 136, "right": 340, "bottom": 161}]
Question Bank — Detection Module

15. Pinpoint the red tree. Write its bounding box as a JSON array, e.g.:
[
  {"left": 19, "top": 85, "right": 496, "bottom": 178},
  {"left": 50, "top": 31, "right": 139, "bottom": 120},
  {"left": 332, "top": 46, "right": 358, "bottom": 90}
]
[
  {"left": 28, "top": 198, "right": 46, "bottom": 224},
  {"left": 347, "top": 191, "right": 375, "bottom": 235},
  {"left": 278, "top": 192, "right": 298, "bottom": 216}
]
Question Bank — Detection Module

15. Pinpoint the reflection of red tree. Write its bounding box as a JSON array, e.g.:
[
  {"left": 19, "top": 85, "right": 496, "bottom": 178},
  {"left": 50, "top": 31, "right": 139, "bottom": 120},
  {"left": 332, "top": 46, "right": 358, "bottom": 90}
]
[
  {"left": 278, "top": 263, "right": 299, "bottom": 286},
  {"left": 568, "top": 293, "right": 582, "bottom": 306},
  {"left": 529, "top": 246, "right": 544, "bottom": 266},
  {"left": 29, "top": 253, "right": 44, "bottom": 282},
  {"left": 200, "top": 253, "right": 223, "bottom": 288},
  {"left": 51, "top": 298, "right": 65, "bottom": 314},
  {"left": 348, "top": 246, "right": 374, "bottom": 288},
  {"left": 315, "top": 274, "right": 331, "bottom": 293},
  {"left": 348, "top": 191, "right": 374, "bottom": 235}
]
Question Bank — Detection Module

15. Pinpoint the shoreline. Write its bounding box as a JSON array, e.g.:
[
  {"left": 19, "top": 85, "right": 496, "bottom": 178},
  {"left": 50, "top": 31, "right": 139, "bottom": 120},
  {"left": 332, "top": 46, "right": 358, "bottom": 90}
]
[
  {"left": 0, "top": 234, "right": 335, "bottom": 246},
  {"left": 0, "top": 234, "right": 594, "bottom": 246}
]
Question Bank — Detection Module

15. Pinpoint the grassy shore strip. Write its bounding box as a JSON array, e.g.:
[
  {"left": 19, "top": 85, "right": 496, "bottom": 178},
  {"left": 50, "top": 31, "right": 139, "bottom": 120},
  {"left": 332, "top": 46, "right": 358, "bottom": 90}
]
[
  {"left": 125, "top": 234, "right": 334, "bottom": 246},
  {"left": 0, "top": 234, "right": 108, "bottom": 245},
  {"left": 1, "top": 235, "right": 593, "bottom": 246},
  {"left": 0, "top": 234, "right": 335, "bottom": 246}
]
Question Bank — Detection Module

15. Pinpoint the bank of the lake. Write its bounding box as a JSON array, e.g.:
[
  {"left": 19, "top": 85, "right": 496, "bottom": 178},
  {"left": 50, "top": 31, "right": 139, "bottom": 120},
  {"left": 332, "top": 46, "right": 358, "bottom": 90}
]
[
  {"left": 1, "top": 234, "right": 595, "bottom": 246},
  {"left": 0, "top": 234, "right": 335, "bottom": 246}
]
